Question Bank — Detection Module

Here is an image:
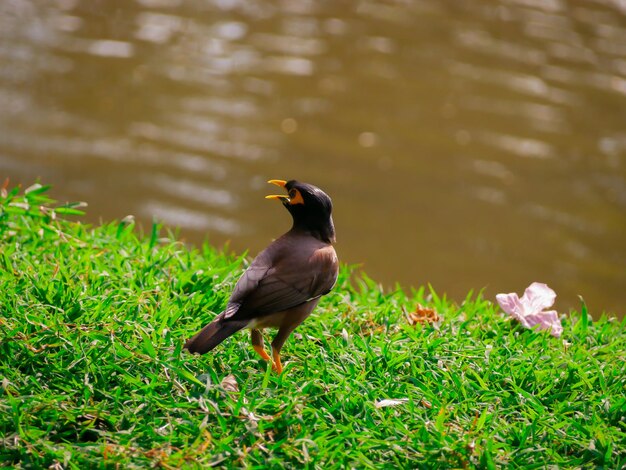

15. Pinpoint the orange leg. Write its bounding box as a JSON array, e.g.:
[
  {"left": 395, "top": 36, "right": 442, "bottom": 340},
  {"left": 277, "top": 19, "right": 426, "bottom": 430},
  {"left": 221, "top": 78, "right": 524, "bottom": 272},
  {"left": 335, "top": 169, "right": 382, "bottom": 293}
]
[
  {"left": 268, "top": 299, "right": 319, "bottom": 375},
  {"left": 251, "top": 329, "right": 271, "bottom": 362},
  {"left": 271, "top": 323, "right": 300, "bottom": 375},
  {"left": 272, "top": 349, "right": 283, "bottom": 374}
]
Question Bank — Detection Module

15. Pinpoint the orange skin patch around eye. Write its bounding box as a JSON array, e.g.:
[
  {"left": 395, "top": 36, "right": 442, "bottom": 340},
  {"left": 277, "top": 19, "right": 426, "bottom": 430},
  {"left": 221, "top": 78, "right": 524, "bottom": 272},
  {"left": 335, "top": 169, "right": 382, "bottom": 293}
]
[{"left": 289, "top": 189, "right": 305, "bottom": 205}]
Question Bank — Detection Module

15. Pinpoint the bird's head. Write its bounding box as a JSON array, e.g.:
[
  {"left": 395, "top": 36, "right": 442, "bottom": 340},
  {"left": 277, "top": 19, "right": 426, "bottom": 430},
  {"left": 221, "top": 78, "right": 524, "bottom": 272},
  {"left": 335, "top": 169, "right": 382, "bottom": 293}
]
[{"left": 266, "top": 179, "right": 336, "bottom": 244}]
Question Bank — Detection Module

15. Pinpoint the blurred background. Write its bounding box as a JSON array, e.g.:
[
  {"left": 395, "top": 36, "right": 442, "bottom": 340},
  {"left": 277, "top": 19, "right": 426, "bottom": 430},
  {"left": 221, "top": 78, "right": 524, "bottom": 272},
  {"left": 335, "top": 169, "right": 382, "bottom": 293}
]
[{"left": 1, "top": 0, "right": 625, "bottom": 316}]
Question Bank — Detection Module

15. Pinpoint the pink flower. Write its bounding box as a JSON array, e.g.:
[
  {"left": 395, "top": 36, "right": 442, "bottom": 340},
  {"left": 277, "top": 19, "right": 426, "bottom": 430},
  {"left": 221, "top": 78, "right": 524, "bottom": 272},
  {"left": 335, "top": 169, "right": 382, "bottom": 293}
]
[{"left": 496, "top": 282, "right": 563, "bottom": 338}]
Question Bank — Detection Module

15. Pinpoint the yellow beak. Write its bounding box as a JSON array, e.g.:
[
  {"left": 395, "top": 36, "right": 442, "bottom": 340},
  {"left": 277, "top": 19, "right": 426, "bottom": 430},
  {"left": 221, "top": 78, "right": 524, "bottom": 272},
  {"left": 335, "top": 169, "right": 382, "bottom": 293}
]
[{"left": 266, "top": 179, "right": 289, "bottom": 201}]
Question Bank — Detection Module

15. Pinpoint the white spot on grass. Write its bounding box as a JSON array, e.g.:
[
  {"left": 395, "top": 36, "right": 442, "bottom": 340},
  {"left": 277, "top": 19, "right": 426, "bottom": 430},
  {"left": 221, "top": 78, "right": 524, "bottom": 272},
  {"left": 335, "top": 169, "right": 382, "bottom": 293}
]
[{"left": 374, "top": 398, "right": 409, "bottom": 408}]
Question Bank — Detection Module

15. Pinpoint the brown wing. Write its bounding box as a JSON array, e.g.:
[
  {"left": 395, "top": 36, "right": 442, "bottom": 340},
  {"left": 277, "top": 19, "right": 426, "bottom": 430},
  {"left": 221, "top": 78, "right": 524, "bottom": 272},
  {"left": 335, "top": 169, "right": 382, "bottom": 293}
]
[{"left": 223, "top": 237, "right": 338, "bottom": 321}]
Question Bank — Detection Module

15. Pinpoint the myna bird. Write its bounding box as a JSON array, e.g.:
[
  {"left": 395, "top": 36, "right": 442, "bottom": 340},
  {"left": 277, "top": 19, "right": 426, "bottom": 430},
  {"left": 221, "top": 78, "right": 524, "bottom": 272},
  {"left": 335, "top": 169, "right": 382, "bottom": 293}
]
[{"left": 184, "top": 179, "right": 338, "bottom": 373}]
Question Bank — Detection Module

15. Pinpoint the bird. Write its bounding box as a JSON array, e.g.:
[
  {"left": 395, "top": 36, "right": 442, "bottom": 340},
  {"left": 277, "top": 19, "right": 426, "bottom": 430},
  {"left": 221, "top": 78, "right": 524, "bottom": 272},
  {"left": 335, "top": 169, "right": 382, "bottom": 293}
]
[{"left": 184, "top": 179, "right": 339, "bottom": 374}]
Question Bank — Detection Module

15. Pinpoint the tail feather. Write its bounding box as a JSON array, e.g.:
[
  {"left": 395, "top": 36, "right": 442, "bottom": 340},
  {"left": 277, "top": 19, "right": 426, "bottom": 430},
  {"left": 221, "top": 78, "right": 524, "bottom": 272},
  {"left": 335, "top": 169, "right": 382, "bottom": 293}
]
[{"left": 184, "top": 315, "right": 247, "bottom": 354}]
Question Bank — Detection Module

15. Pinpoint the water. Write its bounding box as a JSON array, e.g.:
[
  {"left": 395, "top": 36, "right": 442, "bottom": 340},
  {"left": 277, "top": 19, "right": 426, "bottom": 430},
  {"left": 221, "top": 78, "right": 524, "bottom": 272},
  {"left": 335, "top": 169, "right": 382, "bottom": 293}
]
[{"left": 1, "top": 0, "right": 625, "bottom": 316}]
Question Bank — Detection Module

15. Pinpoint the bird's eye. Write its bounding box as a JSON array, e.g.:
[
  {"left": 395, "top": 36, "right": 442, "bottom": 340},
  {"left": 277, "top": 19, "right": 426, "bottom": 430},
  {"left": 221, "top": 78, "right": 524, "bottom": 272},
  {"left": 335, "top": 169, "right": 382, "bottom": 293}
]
[{"left": 288, "top": 188, "right": 305, "bottom": 205}]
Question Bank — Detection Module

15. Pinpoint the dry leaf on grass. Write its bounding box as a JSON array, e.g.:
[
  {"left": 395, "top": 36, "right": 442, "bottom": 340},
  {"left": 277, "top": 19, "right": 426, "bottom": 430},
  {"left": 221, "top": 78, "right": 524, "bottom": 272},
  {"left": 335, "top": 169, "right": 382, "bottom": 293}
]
[
  {"left": 375, "top": 398, "right": 409, "bottom": 408},
  {"left": 220, "top": 374, "right": 239, "bottom": 393},
  {"left": 359, "top": 318, "right": 386, "bottom": 334},
  {"left": 406, "top": 304, "right": 440, "bottom": 325}
]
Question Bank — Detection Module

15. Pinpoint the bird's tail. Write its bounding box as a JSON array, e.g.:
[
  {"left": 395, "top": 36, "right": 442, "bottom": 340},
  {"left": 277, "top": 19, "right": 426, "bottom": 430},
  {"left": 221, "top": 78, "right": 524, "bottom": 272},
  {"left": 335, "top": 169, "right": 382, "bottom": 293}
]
[{"left": 184, "top": 314, "right": 246, "bottom": 354}]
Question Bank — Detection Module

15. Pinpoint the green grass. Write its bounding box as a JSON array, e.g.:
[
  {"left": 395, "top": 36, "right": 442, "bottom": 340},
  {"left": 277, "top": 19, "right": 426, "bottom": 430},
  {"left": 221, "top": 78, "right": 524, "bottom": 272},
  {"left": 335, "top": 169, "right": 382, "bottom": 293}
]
[{"left": 1, "top": 183, "right": 625, "bottom": 468}]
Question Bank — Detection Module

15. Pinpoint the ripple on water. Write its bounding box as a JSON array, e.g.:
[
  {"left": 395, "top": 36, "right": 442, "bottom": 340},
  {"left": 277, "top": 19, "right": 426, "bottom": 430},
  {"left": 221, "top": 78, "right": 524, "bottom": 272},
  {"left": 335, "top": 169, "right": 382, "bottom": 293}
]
[{"left": 141, "top": 200, "right": 242, "bottom": 234}]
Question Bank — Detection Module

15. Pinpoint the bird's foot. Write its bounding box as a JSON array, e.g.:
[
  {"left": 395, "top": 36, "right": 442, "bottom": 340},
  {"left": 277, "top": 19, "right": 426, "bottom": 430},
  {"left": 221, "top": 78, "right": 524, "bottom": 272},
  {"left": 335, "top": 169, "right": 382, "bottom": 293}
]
[{"left": 272, "top": 351, "right": 283, "bottom": 374}]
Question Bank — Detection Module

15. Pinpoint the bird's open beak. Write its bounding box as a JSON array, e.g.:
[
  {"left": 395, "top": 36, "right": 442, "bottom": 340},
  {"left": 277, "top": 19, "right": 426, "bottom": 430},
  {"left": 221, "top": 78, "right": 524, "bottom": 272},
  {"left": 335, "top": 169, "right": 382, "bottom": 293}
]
[{"left": 265, "top": 179, "right": 289, "bottom": 202}]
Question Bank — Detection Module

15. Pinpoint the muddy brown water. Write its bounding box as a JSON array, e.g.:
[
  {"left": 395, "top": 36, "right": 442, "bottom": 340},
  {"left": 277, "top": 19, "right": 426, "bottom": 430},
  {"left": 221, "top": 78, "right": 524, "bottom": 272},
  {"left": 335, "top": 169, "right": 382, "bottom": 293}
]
[{"left": 1, "top": 0, "right": 625, "bottom": 317}]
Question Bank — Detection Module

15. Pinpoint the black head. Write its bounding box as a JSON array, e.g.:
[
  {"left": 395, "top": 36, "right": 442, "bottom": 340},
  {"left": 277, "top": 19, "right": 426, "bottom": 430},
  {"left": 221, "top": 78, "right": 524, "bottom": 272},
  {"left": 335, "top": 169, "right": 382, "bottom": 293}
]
[{"left": 266, "top": 179, "right": 336, "bottom": 243}]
